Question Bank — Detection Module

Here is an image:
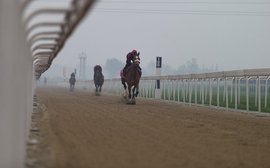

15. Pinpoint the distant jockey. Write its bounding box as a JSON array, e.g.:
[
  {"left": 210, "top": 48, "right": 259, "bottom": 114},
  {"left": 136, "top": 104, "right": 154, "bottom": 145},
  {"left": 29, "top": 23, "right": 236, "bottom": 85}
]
[{"left": 123, "top": 49, "right": 141, "bottom": 76}]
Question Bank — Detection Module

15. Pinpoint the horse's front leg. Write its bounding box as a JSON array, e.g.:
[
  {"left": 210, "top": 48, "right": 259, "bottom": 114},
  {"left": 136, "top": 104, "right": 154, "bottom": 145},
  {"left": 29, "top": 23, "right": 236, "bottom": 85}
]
[
  {"left": 95, "top": 84, "right": 98, "bottom": 92},
  {"left": 132, "top": 86, "right": 137, "bottom": 99},
  {"left": 128, "top": 86, "right": 132, "bottom": 99},
  {"left": 99, "top": 85, "right": 102, "bottom": 92},
  {"left": 135, "top": 84, "right": 139, "bottom": 97},
  {"left": 121, "top": 79, "right": 127, "bottom": 90}
]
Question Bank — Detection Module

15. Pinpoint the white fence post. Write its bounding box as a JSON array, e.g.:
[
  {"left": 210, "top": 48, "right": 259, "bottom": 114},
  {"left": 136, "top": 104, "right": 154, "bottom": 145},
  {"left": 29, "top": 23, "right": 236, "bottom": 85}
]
[
  {"left": 234, "top": 77, "right": 238, "bottom": 110},
  {"left": 195, "top": 79, "right": 198, "bottom": 105},
  {"left": 255, "top": 78, "right": 258, "bottom": 107},
  {"left": 225, "top": 78, "right": 229, "bottom": 110},
  {"left": 210, "top": 78, "right": 213, "bottom": 106},
  {"left": 265, "top": 77, "right": 270, "bottom": 108},
  {"left": 217, "top": 78, "right": 220, "bottom": 107},
  {"left": 202, "top": 79, "right": 205, "bottom": 105},
  {"left": 0, "top": 1, "right": 33, "bottom": 168},
  {"left": 230, "top": 78, "right": 233, "bottom": 103},
  {"left": 258, "top": 77, "right": 261, "bottom": 112},
  {"left": 246, "top": 77, "right": 250, "bottom": 111}
]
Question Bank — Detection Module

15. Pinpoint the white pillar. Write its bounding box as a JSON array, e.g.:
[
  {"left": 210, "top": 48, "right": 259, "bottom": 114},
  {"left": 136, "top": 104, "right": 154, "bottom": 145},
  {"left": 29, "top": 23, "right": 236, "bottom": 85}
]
[
  {"left": 177, "top": 80, "right": 180, "bottom": 102},
  {"left": 0, "top": 1, "right": 33, "bottom": 168},
  {"left": 258, "top": 77, "right": 261, "bottom": 112},
  {"left": 255, "top": 78, "right": 258, "bottom": 106},
  {"left": 202, "top": 79, "right": 204, "bottom": 105},
  {"left": 209, "top": 78, "right": 212, "bottom": 106},
  {"left": 230, "top": 78, "right": 233, "bottom": 103},
  {"left": 246, "top": 77, "right": 250, "bottom": 111},
  {"left": 195, "top": 79, "right": 198, "bottom": 105},
  {"left": 217, "top": 78, "right": 220, "bottom": 107},
  {"left": 225, "top": 78, "right": 229, "bottom": 110},
  {"left": 234, "top": 77, "right": 238, "bottom": 110},
  {"left": 265, "top": 77, "right": 270, "bottom": 108},
  {"left": 238, "top": 78, "right": 241, "bottom": 104}
]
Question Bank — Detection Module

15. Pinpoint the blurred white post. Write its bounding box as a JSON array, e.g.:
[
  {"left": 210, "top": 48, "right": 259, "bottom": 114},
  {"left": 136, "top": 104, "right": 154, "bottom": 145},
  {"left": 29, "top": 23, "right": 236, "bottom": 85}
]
[
  {"left": 177, "top": 80, "right": 180, "bottom": 102},
  {"left": 230, "top": 78, "right": 233, "bottom": 103},
  {"left": 234, "top": 77, "right": 238, "bottom": 110},
  {"left": 0, "top": 1, "right": 33, "bottom": 168},
  {"left": 209, "top": 78, "right": 212, "bottom": 106},
  {"left": 223, "top": 79, "right": 226, "bottom": 102},
  {"left": 217, "top": 78, "right": 220, "bottom": 107},
  {"left": 195, "top": 79, "right": 198, "bottom": 104},
  {"left": 255, "top": 78, "right": 258, "bottom": 106},
  {"left": 238, "top": 78, "right": 242, "bottom": 105},
  {"left": 155, "top": 57, "right": 162, "bottom": 99},
  {"left": 258, "top": 77, "right": 261, "bottom": 112},
  {"left": 201, "top": 79, "right": 204, "bottom": 105},
  {"left": 246, "top": 77, "right": 250, "bottom": 111},
  {"left": 225, "top": 78, "right": 229, "bottom": 110},
  {"left": 265, "top": 77, "right": 270, "bottom": 108},
  {"left": 183, "top": 80, "right": 186, "bottom": 104},
  {"left": 205, "top": 79, "right": 208, "bottom": 101}
]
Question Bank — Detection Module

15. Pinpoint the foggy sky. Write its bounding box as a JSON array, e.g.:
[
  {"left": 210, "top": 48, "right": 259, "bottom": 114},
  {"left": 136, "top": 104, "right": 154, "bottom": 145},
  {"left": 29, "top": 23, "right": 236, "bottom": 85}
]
[{"left": 40, "top": 0, "right": 270, "bottom": 73}]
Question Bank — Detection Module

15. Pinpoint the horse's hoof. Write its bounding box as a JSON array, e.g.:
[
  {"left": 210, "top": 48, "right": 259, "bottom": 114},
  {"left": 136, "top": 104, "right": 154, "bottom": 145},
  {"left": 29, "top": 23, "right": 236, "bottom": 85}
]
[{"left": 127, "top": 99, "right": 136, "bottom": 105}]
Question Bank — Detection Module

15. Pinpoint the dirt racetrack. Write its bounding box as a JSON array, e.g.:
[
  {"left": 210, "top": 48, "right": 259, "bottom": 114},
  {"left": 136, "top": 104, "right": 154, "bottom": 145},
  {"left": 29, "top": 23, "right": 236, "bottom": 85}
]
[{"left": 31, "top": 86, "right": 270, "bottom": 168}]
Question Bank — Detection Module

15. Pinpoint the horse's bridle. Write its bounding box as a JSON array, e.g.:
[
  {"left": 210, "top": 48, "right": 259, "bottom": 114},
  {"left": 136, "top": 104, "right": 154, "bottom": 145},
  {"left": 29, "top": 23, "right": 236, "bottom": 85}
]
[{"left": 133, "top": 55, "right": 140, "bottom": 65}]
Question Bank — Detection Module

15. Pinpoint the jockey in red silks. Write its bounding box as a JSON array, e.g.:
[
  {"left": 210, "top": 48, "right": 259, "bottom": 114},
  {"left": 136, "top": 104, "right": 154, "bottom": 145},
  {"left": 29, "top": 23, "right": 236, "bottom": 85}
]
[{"left": 123, "top": 49, "right": 141, "bottom": 76}]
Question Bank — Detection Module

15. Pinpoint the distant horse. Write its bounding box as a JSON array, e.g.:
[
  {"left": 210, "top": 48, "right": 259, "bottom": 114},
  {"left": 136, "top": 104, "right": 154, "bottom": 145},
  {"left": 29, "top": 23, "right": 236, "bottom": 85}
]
[
  {"left": 121, "top": 55, "right": 141, "bottom": 104},
  {"left": 69, "top": 76, "right": 76, "bottom": 91},
  {"left": 94, "top": 71, "right": 104, "bottom": 95}
]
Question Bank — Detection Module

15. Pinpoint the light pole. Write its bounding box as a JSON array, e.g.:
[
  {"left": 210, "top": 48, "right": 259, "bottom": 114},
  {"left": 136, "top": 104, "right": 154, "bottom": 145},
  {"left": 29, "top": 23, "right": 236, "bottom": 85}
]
[{"left": 78, "top": 52, "right": 87, "bottom": 81}]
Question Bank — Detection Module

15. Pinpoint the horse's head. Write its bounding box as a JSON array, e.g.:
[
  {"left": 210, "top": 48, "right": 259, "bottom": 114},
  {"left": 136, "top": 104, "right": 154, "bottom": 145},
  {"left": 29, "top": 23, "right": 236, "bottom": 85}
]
[{"left": 133, "top": 55, "right": 140, "bottom": 65}]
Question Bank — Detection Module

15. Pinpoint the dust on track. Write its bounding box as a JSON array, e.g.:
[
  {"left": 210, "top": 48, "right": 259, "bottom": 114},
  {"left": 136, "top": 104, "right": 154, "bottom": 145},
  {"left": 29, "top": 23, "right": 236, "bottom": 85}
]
[{"left": 31, "top": 86, "right": 270, "bottom": 168}]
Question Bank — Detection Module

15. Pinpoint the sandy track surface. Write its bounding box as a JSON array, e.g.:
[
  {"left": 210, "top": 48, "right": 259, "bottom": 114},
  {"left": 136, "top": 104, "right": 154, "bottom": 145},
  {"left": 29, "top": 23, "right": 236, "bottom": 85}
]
[{"left": 32, "top": 86, "right": 270, "bottom": 168}]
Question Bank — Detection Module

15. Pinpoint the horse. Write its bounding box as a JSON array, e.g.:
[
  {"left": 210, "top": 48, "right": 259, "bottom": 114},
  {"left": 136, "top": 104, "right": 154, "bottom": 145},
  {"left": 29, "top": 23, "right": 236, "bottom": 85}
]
[
  {"left": 69, "top": 76, "right": 76, "bottom": 91},
  {"left": 94, "top": 71, "right": 104, "bottom": 95},
  {"left": 121, "top": 55, "right": 141, "bottom": 104}
]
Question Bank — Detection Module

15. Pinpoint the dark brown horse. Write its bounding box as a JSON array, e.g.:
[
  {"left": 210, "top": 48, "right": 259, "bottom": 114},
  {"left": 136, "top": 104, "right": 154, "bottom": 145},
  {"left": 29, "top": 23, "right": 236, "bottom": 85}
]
[
  {"left": 121, "top": 55, "right": 141, "bottom": 104},
  {"left": 94, "top": 71, "right": 104, "bottom": 95},
  {"left": 69, "top": 76, "right": 76, "bottom": 91}
]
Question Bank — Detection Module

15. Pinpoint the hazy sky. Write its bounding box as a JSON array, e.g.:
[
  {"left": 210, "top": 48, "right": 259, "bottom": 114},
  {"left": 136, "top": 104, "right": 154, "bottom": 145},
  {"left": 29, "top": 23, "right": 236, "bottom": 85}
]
[{"left": 31, "top": 0, "right": 270, "bottom": 72}]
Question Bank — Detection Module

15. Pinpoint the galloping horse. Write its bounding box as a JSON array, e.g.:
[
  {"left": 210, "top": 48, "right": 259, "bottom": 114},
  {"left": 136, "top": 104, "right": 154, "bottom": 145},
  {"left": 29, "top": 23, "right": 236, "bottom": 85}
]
[
  {"left": 69, "top": 76, "right": 76, "bottom": 91},
  {"left": 121, "top": 55, "right": 141, "bottom": 104},
  {"left": 94, "top": 68, "right": 104, "bottom": 95}
]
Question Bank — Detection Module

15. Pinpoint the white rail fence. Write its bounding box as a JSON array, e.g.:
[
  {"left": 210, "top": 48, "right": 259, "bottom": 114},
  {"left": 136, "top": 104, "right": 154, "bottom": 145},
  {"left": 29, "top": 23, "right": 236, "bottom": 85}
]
[
  {"left": 0, "top": 1, "right": 95, "bottom": 168},
  {"left": 85, "top": 68, "right": 270, "bottom": 113}
]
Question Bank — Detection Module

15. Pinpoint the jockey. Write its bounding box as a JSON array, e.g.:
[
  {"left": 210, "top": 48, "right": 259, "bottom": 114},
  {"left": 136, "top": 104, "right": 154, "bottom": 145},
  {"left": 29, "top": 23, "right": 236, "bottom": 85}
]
[
  {"left": 94, "top": 64, "right": 102, "bottom": 73},
  {"left": 70, "top": 72, "right": 75, "bottom": 78},
  {"left": 94, "top": 64, "right": 103, "bottom": 80},
  {"left": 123, "top": 49, "right": 141, "bottom": 76}
]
